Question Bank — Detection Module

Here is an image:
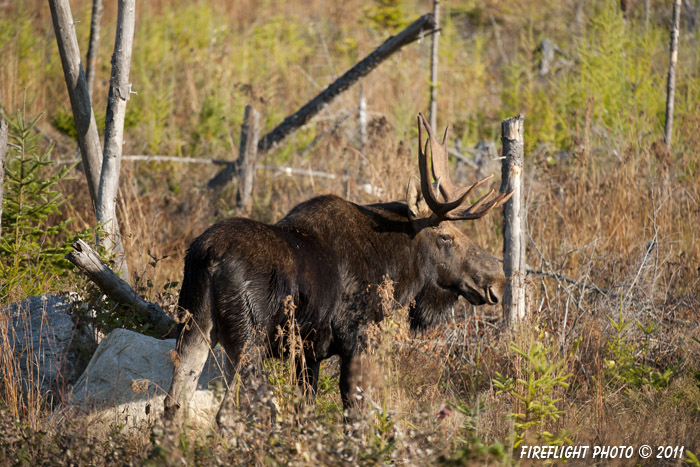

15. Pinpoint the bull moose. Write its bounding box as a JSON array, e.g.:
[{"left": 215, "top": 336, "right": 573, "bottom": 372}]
[{"left": 164, "top": 113, "right": 512, "bottom": 428}]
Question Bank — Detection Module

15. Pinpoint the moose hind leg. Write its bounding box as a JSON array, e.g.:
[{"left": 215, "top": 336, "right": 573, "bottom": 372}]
[
  {"left": 216, "top": 336, "right": 266, "bottom": 430},
  {"left": 164, "top": 319, "right": 217, "bottom": 427}
]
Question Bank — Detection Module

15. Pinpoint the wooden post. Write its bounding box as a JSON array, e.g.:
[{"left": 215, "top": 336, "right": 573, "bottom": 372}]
[
  {"left": 500, "top": 115, "right": 527, "bottom": 324},
  {"left": 429, "top": 0, "right": 440, "bottom": 131},
  {"left": 96, "top": 0, "right": 135, "bottom": 278},
  {"left": 207, "top": 13, "right": 437, "bottom": 190},
  {"left": 49, "top": 0, "right": 104, "bottom": 205},
  {"left": 85, "top": 0, "right": 103, "bottom": 100},
  {"left": 0, "top": 118, "right": 7, "bottom": 238},
  {"left": 665, "top": 0, "right": 682, "bottom": 151},
  {"left": 236, "top": 105, "right": 261, "bottom": 213}
]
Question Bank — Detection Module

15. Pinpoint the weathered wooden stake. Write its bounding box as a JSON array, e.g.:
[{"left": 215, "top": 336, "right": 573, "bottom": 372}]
[
  {"left": 85, "top": 0, "right": 103, "bottom": 100},
  {"left": 500, "top": 115, "right": 527, "bottom": 324},
  {"left": 236, "top": 105, "right": 261, "bottom": 213},
  {"left": 665, "top": 0, "right": 681, "bottom": 150},
  {"left": 0, "top": 118, "right": 8, "bottom": 238},
  {"left": 96, "top": 0, "right": 135, "bottom": 278},
  {"left": 429, "top": 0, "right": 440, "bottom": 131}
]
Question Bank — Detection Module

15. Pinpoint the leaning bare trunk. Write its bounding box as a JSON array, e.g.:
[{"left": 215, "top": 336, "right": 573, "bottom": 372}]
[
  {"left": 49, "top": 0, "right": 103, "bottom": 205},
  {"left": 500, "top": 115, "right": 527, "bottom": 325},
  {"left": 665, "top": 0, "right": 682, "bottom": 150},
  {"left": 96, "top": 0, "right": 135, "bottom": 278},
  {"left": 65, "top": 239, "right": 178, "bottom": 338}
]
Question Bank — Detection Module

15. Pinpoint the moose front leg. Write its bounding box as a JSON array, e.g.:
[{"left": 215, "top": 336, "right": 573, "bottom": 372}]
[
  {"left": 296, "top": 359, "right": 321, "bottom": 401},
  {"left": 339, "top": 353, "right": 382, "bottom": 420},
  {"left": 215, "top": 337, "right": 266, "bottom": 431}
]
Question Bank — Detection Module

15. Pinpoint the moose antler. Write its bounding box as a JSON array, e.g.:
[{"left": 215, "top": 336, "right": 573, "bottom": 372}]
[{"left": 417, "top": 112, "right": 513, "bottom": 221}]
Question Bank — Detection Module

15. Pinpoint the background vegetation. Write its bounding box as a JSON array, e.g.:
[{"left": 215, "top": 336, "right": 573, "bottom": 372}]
[{"left": 1, "top": 0, "right": 699, "bottom": 464}]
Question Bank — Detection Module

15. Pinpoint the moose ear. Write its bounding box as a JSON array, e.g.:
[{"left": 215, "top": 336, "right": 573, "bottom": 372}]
[{"left": 406, "top": 176, "right": 431, "bottom": 222}]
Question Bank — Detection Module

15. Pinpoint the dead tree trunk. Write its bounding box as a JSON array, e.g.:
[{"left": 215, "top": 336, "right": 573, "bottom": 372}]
[
  {"left": 0, "top": 118, "right": 8, "bottom": 238},
  {"left": 500, "top": 115, "right": 527, "bottom": 325},
  {"left": 49, "top": 0, "right": 104, "bottom": 205},
  {"left": 665, "top": 0, "right": 682, "bottom": 150},
  {"left": 208, "top": 13, "right": 437, "bottom": 189},
  {"left": 235, "top": 105, "right": 261, "bottom": 213},
  {"left": 65, "top": 239, "right": 178, "bottom": 338},
  {"left": 429, "top": 0, "right": 440, "bottom": 131},
  {"left": 85, "top": 0, "right": 103, "bottom": 100},
  {"left": 96, "top": 0, "right": 135, "bottom": 278}
]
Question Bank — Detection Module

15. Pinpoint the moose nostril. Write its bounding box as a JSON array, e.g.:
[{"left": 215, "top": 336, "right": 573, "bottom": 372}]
[{"left": 487, "top": 287, "right": 499, "bottom": 304}]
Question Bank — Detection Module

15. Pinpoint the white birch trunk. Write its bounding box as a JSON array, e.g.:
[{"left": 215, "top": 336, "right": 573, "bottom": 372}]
[
  {"left": 49, "top": 0, "right": 103, "bottom": 205},
  {"left": 86, "top": 0, "right": 104, "bottom": 100},
  {"left": 96, "top": 0, "right": 135, "bottom": 278}
]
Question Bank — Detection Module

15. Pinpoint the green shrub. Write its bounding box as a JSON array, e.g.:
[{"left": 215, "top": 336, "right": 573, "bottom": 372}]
[
  {"left": 494, "top": 336, "right": 573, "bottom": 449},
  {"left": 438, "top": 398, "right": 508, "bottom": 465},
  {"left": 0, "top": 106, "right": 90, "bottom": 302},
  {"left": 605, "top": 309, "right": 676, "bottom": 391}
]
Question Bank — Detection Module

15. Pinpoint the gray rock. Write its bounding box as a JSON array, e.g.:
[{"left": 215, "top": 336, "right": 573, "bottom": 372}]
[
  {"left": 68, "top": 328, "right": 225, "bottom": 431},
  {"left": 1, "top": 295, "right": 93, "bottom": 401}
]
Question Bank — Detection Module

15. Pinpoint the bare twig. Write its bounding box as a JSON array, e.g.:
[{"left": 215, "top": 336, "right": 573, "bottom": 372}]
[
  {"left": 526, "top": 230, "right": 586, "bottom": 315},
  {"left": 448, "top": 147, "right": 478, "bottom": 169},
  {"left": 429, "top": 0, "right": 440, "bottom": 131},
  {"left": 526, "top": 268, "right": 609, "bottom": 295}
]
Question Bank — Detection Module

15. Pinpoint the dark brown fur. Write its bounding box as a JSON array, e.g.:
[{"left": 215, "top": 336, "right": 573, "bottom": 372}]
[{"left": 164, "top": 188, "right": 505, "bottom": 428}]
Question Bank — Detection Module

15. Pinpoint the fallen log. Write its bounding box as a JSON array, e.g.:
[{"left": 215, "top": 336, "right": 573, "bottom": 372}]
[{"left": 65, "top": 239, "right": 178, "bottom": 338}]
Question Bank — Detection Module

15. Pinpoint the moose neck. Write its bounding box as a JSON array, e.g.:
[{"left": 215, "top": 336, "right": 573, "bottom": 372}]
[
  {"left": 278, "top": 195, "right": 457, "bottom": 327},
  {"left": 360, "top": 201, "right": 460, "bottom": 328}
]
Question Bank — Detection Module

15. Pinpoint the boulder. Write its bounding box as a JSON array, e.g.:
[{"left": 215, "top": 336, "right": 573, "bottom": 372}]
[
  {"left": 68, "top": 328, "right": 225, "bottom": 432},
  {"left": 1, "top": 295, "right": 94, "bottom": 401}
]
